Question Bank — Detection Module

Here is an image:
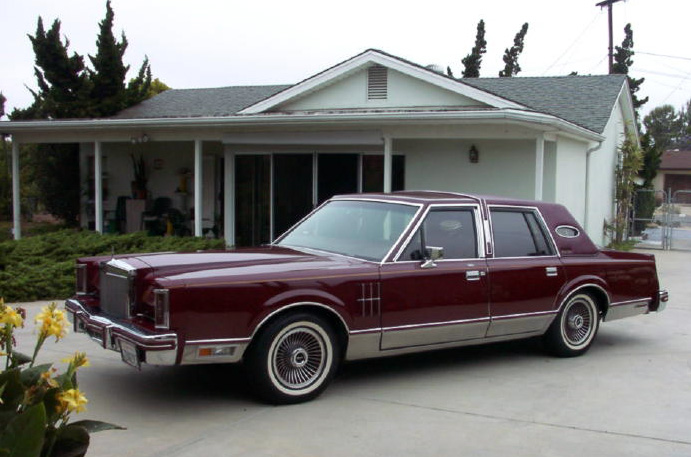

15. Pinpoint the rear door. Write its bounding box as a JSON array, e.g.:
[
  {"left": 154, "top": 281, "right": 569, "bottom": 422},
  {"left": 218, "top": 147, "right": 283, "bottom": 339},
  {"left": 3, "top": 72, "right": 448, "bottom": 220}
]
[{"left": 486, "top": 206, "right": 566, "bottom": 337}]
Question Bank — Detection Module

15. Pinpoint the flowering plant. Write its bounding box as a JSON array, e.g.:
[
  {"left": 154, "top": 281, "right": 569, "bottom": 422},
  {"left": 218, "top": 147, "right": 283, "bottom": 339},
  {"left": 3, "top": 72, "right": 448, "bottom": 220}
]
[{"left": 0, "top": 300, "right": 123, "bottom": 457}]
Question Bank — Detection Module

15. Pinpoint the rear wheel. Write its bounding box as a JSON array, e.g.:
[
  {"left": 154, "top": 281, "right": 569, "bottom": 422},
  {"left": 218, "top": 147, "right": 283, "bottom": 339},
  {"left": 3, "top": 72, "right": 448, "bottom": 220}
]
[
  {"left": 246, "top": 313, "right": 340, "bottom": 404},
  {"left": 544, "top": 292, "right": 600, "bottom": 357}
]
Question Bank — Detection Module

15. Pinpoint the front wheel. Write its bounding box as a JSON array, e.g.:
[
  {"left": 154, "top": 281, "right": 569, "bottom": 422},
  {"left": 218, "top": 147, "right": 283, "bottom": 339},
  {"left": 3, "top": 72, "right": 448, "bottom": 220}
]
[
  {"left": 544, "top": 293, "right": 600, "bottom": 357},
  {"left": 246, "top": 313, "right": 340, "bottom": 404}
]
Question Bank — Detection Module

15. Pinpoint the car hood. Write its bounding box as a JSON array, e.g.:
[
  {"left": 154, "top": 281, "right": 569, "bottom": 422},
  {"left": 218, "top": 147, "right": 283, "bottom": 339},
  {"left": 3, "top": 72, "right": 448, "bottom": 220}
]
[{"left": 121, "top": 245, "right": 374, "bottom": 286}]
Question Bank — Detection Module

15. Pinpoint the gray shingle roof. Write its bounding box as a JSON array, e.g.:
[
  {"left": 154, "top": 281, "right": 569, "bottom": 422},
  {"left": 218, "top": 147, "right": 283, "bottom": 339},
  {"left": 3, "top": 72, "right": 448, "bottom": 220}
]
[
  {"left": 111, "top": 85, "right": 291, "bottom": 119},
  {"left": 111, "top": 58, "right": 626, "bottom": 135},
  {"left": 462, "top": 74, "right": 627, "bottom": 133}
]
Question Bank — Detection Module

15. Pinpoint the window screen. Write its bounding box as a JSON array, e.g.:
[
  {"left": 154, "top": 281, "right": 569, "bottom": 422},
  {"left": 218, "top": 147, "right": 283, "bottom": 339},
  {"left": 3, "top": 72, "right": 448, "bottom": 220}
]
[{"left": 491, "top": 209, "right": 554, "bottom": 258}]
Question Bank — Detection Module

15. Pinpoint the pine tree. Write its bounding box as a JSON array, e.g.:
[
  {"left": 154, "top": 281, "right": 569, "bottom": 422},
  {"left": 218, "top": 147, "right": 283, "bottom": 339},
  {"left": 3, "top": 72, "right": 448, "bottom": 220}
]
[
  {"left": 89, "top": 0, "right": 130, "bottom": 116},
  {"left": 499, "top": 23, "right": 529, "bottom": 77},
  {"left": 462, "top": 20, "right": 487, "bottom": 78},
  {"left": 12, "top": 18, "right": 91, "bottom": 120},
  {"left": 612, "top": 23, "right": 648, "bottom": 113}
]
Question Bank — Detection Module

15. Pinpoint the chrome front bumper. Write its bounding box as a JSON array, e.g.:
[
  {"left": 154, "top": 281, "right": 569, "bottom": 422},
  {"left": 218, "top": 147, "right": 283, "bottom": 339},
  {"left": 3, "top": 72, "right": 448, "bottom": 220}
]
[{"left": 65, "top": 299, "right": 178, "bottom": 366}]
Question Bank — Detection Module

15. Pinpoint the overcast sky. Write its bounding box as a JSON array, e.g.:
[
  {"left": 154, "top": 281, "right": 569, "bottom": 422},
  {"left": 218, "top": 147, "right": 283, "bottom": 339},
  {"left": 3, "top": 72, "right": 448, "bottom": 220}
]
[{"left": 2, "top": 0, "right": 689, "bottom": 122}]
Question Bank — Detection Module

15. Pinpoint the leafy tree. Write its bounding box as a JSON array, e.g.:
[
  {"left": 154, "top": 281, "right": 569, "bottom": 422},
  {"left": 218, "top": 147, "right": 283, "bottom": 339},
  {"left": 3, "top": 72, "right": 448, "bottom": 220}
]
[
  {"left": 462, "top": 20, "right": 487, "bottom": 78},
  {"left": 612, "top": 24, "right": 648, "bottom": 114},
  {"left": 0, "top": 92, "right": 5, "bottom": 118},
  {"left": 643, "top": 105, "right": 683, "bottom": 151},
  {"left": 499, "top": 23, "right": 529, "bottom": 77},
  {"left": 608, "top": 134, "right": 643, "bottom": 246}
]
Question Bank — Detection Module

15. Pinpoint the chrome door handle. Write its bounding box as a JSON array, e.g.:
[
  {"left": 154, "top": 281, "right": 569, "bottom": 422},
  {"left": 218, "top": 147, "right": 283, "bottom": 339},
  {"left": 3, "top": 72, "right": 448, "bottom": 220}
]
[
  {"left": 546, "top": 267, "right": 558, "bottom": 277},
  {"left": 466, "top": 270, "right": 486, "bottom": 281}
]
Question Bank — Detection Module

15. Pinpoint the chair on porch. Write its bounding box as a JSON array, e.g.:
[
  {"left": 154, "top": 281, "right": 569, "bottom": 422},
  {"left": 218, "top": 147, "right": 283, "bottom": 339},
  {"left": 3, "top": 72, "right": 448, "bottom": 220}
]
[{"left": 141, "top": 197, "right": 173, "bottom": 235}]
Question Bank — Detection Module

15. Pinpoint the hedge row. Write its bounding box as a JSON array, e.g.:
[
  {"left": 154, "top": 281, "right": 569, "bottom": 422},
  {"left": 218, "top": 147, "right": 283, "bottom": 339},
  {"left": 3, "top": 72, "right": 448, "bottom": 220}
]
[{"left": 0, "top": 230, "right": 225, "bottom": 302}]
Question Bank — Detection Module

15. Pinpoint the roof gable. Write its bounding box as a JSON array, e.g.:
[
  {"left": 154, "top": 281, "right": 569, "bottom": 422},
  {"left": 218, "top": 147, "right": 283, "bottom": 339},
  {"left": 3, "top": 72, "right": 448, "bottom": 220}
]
[{"left": 239, "top": 49, "right": 524, "bottom": 114}]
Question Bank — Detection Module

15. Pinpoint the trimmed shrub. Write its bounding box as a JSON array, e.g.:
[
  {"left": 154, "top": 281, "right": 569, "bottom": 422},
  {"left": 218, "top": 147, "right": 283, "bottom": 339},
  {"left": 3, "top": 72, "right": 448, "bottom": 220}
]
[{"left": 0, "top": 231, "right": 225, "bottom": 302}]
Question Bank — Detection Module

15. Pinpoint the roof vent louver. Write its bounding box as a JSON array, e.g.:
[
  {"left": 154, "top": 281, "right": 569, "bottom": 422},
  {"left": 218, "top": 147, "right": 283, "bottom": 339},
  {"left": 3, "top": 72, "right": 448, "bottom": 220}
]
[{"left": 367, "top": 65, "right": 388, "bottom": 100}]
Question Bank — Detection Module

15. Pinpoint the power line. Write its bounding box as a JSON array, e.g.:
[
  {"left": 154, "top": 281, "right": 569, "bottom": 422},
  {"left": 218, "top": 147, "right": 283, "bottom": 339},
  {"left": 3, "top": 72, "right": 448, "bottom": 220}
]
[
  {"left": 541, "top": 11, "right": 602, "bottom": 75},
  {"left": 637, "top": 51, "right": 691, "bottom": 62}
]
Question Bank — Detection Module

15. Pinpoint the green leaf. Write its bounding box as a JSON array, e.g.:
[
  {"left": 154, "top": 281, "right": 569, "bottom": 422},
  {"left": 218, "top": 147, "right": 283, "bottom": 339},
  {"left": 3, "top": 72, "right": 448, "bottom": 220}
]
[
  {"left": 0, "top": 370, "right": 24, "bottom": 411},
  {"left": 9, "top": 352, "right": 32, "bottom": 368},
  {"left": 19, "top": 364, "right": 52, "bottom": 386},
  {"left": 51, "top": 424, "right": 89, "bottom": 457},
  {"left": 0, "top": 403, "right": 46, "bottom": 457},
  {"left": 69, "top": 420, "right": 125, "bottom": 433}
]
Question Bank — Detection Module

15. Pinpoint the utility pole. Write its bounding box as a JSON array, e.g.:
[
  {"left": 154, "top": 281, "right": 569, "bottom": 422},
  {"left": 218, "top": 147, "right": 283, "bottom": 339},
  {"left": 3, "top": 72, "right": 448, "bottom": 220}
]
[{"left": 596, "top": 0, "right": 625, "bottom": 74}]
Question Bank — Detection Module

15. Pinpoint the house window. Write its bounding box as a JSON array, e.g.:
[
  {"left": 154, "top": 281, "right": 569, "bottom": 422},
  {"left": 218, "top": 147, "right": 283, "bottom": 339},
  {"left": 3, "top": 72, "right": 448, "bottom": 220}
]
[{"left": 367, "top": 65, "right": 388, "bottom": 100}]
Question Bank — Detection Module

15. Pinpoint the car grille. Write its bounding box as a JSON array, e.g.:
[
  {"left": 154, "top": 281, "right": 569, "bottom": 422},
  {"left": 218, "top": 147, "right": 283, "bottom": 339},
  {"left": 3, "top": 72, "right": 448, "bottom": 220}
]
[{"left": 99, "top": 259, "right": 136, "bottom": 319}]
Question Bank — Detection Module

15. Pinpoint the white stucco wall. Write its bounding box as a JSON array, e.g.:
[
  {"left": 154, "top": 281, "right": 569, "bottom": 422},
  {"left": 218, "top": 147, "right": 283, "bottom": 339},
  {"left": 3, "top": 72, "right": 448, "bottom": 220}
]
[
  {"left": 585, "top": 102, "right": 626, "bottom": 246},
  {"left": 554, "top": 136, "right": 588, "bottom": 226},
  {"left": 282, "top": 68, "right": 484, "bottom": 111},
  {"left": 542, "top": 141, "right": 558, "bottom": 202},
  {"left": 398, "top": 139, "right": 536, "bottom": 199}
]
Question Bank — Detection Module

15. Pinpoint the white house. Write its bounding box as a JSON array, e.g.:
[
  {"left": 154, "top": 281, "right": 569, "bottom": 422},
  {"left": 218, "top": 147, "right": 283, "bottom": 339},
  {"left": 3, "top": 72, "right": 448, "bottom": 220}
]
[{"left": 1, "top": 49, "right": 637, "bottom": 246}]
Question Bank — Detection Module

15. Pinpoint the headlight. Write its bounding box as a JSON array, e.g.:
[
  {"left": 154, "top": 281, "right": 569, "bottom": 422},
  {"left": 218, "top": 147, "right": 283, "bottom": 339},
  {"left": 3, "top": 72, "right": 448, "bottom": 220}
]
[{"left": 154, "top": 289, "right": 170, "bottom": 329}]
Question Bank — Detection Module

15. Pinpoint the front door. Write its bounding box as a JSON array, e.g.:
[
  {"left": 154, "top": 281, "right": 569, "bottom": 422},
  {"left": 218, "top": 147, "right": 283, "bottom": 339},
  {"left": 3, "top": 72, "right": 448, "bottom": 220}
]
[{"left": 380, "top": 206, "right": 490, "bottom": 350}]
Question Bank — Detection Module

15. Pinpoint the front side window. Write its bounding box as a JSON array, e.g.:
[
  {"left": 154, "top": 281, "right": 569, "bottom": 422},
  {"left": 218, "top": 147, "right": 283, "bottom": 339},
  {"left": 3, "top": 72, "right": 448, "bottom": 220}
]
[
  {"left": 398, "top": 208, "right": 479, "bottom": 261},
  {"left": 490, "top": 208, "right": 554, "bottom": 258},
  {"left": 276, "top": 200, "right": 418, "bottom": 261}
]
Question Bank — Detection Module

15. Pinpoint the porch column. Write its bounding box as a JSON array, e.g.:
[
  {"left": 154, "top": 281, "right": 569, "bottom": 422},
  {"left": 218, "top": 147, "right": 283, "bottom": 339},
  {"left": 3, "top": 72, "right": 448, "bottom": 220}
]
[
  {"left": 11, "top": 139, "right": 21, "bottom": 240},
  {"left": 94, "top": 141, "right": 104, "bottom": 233},
  {"left": 535, "top": 134, "right": 545, "bottom": 200},
  {"left": 194, "top": 139, "right": 203, "bottom": 237},
  {"left": 223, "top": 146, "right": 235, "bottom": 246},
  {"left": 383, "top": 136, "right": 393, "bottom": 193}
]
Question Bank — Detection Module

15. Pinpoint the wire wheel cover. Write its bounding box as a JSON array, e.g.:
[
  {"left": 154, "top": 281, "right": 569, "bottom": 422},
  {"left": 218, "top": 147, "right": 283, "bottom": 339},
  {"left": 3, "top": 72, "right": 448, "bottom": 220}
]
[
  {"left": 563, "top": 300, "right": 594, "bottom": 346},
  {"left": 272, "top": 326, "right": 327, "bottom": 390}
]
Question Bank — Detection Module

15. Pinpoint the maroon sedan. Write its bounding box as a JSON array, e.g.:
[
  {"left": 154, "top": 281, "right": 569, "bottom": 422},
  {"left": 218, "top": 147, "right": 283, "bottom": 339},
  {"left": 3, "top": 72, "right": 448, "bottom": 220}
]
[{"left": 66, "top": 192, "right": 667, "bottom": 403}]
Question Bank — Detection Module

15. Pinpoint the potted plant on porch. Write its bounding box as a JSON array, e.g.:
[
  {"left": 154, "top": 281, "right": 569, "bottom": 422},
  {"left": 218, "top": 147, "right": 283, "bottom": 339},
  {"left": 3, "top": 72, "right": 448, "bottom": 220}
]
[{"left": 130, "top": 153, "right": 147, "bottom": 199}]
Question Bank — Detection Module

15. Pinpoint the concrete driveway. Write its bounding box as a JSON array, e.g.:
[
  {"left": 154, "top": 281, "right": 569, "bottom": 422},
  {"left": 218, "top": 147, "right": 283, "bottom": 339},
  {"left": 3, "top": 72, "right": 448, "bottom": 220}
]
[{"left": 11, "top": 249, "right": 691, "bottom": 457}]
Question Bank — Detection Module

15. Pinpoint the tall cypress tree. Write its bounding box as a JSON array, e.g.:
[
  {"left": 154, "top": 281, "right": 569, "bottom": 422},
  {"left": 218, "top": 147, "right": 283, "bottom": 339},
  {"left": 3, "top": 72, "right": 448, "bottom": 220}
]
[
  {"left": 89, "top": 0, "right": 129, "bottom": 116},
  {"left": 462, "top": 20, "right": 487, "bottom": 78},
  {"left": 12, "top": 18, "right": 91, "bottom": 120},
  {"left": 612, "top": 23, "right": 648, "bottom": 114},
  {"left": 499, "top": 23, "right": 529, "bottom": 77}
]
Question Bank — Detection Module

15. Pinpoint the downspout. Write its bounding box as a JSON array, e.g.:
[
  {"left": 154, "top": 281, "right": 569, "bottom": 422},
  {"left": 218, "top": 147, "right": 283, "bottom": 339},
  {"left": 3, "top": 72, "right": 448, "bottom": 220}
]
[{"left": 11, "top": 138, "right": 21, "bottom": 240}]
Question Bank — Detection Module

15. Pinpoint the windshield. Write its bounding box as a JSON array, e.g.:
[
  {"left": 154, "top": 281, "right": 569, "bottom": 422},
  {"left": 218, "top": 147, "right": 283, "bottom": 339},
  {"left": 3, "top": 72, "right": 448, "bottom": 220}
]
[{"left": 276, "top": 200, "right": 419, "bottom": 261}]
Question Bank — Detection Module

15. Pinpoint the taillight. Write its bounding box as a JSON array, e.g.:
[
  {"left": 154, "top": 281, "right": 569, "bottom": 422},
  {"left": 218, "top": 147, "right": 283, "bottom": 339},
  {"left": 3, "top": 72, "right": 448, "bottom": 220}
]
[
  {"left": 154, "top": 289, "right": 170, "bottom": 329},
  {"left": 76, "top": 264, "right": 88, "bottom": 295}
]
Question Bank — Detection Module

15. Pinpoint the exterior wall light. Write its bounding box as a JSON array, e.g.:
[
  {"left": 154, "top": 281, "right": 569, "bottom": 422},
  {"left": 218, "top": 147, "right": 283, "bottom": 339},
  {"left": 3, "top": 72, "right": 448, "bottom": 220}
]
[{"left": 469, "top": 145, "right": 479, "bottom": 163}]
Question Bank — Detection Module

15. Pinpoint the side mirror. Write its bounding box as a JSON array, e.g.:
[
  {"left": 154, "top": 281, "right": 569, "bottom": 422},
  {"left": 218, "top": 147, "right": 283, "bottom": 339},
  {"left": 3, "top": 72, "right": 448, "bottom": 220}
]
[{"left": 421, "top": 246, "right": 444, "bottom": 269}]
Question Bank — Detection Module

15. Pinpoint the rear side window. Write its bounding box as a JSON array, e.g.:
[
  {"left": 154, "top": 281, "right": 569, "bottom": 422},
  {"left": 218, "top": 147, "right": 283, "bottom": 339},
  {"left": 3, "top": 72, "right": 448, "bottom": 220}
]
[{"left": 490, "top": 208, "right": 555, "bottom": 258}]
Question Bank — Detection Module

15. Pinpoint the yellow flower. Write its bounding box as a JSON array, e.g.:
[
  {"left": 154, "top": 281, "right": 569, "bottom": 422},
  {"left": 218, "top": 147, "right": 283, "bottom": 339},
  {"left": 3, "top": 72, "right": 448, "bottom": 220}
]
[
  {"left": 0, "top": 303, "right": 24, "bottom": 328},
  {"left": 57, "top": 388, "right": 88, "bottom": 414},
  {"left": 35, "top": 303, "right": 68, "bottom": 341},
  {"left": 40, "top": 370, "right": 59, "bottom": 388},
  {"left": 62, "top": 352, "right": 90, "bottom": 369}
]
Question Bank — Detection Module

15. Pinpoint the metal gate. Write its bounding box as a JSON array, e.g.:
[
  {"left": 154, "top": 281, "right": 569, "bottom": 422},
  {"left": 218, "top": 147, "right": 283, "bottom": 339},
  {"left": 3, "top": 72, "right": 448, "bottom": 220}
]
[{"left": 631, "top": 189, "right": 691, "bottom": 251}]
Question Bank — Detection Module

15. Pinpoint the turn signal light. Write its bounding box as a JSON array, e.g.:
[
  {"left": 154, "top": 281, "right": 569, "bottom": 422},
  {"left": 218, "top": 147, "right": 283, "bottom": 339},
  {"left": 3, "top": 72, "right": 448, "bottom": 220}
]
[{"left": 153, "top": 289, "right": 170, "bottom": 329}]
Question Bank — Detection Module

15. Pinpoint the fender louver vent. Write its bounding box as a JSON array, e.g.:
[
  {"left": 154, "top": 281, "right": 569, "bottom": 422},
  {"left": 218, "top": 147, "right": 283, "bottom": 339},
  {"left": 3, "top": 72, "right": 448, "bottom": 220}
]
[{"left": 367, "top": 65, "right": 388, "bottom": 100}]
